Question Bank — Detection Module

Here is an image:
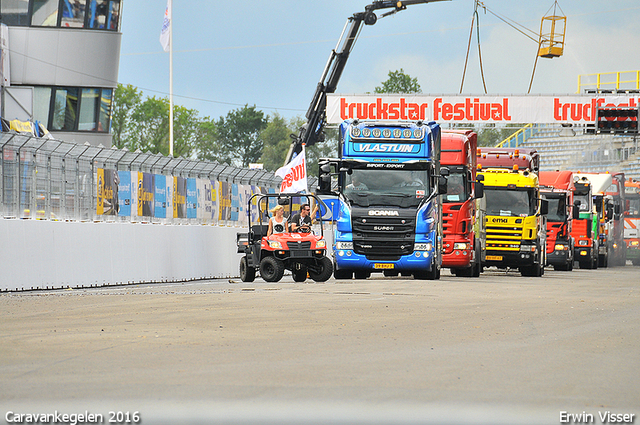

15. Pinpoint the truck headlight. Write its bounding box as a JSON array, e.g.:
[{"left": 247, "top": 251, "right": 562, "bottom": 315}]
[
  {"left": 578, "top": 240, "right": 589, "bottom": 246},
  {"left": 335, "top": 242, "right": 353, "bottom": 250},
  {"left": 520, "top": 245, "right": 536, "bottom": 252},
  {"left": 631, "top": 241, "right": 639, "bottom": 247},
  {"left": 268, "top": 240, "right": 283, "bottom": 249},
  {"left": 555, "top": 244, "right": 569, "bottom": 251},
  {"left": 453, "top": 243, "right": 468, "bottom": 250},
  {"left": 415, "top": 243, "right": 433, "bottom": 251},
  {"left": 316, "top": 239, "right": 326, "bottom": 249}
]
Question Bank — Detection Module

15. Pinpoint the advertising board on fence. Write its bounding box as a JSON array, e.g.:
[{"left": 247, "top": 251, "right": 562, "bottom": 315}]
[{"left": 96, "top": 169, "right": 276, "bottom": 225}]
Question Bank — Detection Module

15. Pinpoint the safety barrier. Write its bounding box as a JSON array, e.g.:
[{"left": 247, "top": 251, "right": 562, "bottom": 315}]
[
  {"left": 0, "top": 132, "right": 321, "bottom": 291},
  {"left": 0, "top": 132, "right": 318, "bottom": 223}
]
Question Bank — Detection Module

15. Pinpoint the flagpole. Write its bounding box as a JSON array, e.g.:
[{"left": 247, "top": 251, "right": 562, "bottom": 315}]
[{"left": 169, "top": 0, "right": 174, "bottom": 157}]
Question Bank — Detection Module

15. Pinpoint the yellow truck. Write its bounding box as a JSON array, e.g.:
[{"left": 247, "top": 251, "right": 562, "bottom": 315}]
[{"left": 477, "top": 148, "right": 549, "bottom": 277}]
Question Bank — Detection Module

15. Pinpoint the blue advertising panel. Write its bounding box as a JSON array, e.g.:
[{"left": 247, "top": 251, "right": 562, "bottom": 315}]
[
  {"left": 230, "top": 183, "right": 239, "bottom": 222},
  {"left": 117, "top": 171, "right": 132, "bottom": 217},
  {"left": 186, "top": 178, "right": 197, "bottom": 219},
  {"left": 154, "top": 174, "right": 167, "bottom": 218}
]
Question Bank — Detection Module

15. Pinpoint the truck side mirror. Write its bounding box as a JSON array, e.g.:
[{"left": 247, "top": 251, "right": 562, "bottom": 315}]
[
  {"left": 476, "top": 174, "right": 484, "bottom": 182},
  {"left": 606, "top": 205, "right": 614, "bottom": 221},
  {"left": 438, "top": 176, "right": 448, "bottom": 195},
  {"left": 440, "top": 167, "right": 450, "bottom": 177},
  {"left": 474, "top": 181, "right": 484, "bottom": 198},
  {"left": 595, "top": 196, "right": 603, "bottom": 213},
  {"left": 572, "top": 203, "right": 580, "bottom": 220},
  {"left": 317, "top": 163, "right": 335, "bottom": 195},
  {"left": 539, "top": 199, "right": 549, "bottom": 216}
]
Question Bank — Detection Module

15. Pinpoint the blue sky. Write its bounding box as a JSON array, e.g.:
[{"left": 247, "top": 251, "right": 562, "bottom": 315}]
[{"left": 118, "top": 0, "right": 640, "bottom": 122}]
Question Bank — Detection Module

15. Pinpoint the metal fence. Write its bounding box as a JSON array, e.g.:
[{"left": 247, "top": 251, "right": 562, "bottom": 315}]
[{"left": 0, "top": 132, "right": 316, "bottom": 223}]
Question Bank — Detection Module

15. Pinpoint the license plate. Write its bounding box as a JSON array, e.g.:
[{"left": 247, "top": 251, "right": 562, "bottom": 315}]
[
  {"left": 374, "top": 263, "right": 394, "bottom": 269},
  {"left": 486, "top": 255, "right": 503, "bottom": 261}
]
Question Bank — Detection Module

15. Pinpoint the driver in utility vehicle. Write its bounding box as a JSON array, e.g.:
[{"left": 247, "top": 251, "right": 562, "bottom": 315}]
[{"left": 289, "top": 203, "right": 317, "bottom": 233}]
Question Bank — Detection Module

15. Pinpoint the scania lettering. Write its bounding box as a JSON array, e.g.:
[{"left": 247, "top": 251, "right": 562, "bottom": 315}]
[
  {"left": 440, "top": 130, "right": 485, "bottom": 277},
  {"left": 477, "top": 148, "right": 548, "bottom": 277},
  {"left": 318, "top": 120, "right": 446, "bottom": 280}
]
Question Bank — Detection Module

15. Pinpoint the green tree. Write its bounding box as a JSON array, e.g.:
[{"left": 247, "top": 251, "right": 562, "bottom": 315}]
[
  {"left": 112, "top": 84, "right": 142, "bottom": 149},
  {"left": 197, "top": 105, "right": 267, "bottom": 167},
  {"left": 112, "top": 83, "right": 203, "bottom": 157},
  {"left": 477, "top": 124, "right": 526, "bottom": 147},
  {"left": 374, "top": 68, "right": 422, "bottom": 94},
  {"left": 260, "top": 113, "right": 294, "bottom": 171}
]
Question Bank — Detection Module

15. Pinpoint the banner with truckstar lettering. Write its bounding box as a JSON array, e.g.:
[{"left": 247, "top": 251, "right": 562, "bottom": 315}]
[
  {"left": 276, "top": 147, "right": 307, "bottom": 193},
  {"left": 326, "top": 94, "right": 640, "bottom": 124}
]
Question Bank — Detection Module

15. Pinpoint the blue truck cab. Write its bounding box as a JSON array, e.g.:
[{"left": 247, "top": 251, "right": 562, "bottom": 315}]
[{"left": 317, "top": 119, "right": 446, "bottom": 280}]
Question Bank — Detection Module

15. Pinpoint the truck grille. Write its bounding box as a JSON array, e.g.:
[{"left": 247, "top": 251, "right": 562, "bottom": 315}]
[
  {"left": 352, "top": 216, "right": 415, "bottom": 258},
  {"left": 486, "top": 224, "right": 523, "bottom": 250}
]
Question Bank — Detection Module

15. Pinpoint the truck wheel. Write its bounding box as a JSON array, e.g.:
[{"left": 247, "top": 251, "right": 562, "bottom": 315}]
[
  {"left": 334, "top": 268, "right": 353, "bottom": 279},
  {"left": 240, "top": 256, "right": 256, "bottom": 282},
  {"left": 354, "top": 271, "right": 371, "bottom": 279},
  {"left": 416, "top": 265, "right": 438, "bottom": 280},
  {"left": 309, "top": 257, "right": 333, "bottom": 282},
  {"left": 454, "top": 266, "right": 474, "bottom": 277},
  {"left": 260, "top": 256, "right": 284, "bottom": 282},
  {"left": 292, "top": 265, "right": 307, "bottom": 282}
]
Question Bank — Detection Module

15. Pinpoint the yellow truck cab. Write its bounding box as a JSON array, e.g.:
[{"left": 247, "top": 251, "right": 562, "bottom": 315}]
[{"left": 478, "top": 148, "right": 549, "bottom": 277}]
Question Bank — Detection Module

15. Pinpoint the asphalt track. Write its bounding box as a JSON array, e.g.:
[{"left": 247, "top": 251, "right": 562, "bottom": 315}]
[{"left": 1, "top": 265, "right": 639, "bottom": 425}]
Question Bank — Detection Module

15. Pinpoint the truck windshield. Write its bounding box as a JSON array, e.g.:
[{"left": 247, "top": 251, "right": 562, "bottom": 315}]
[
  {"left": 443, "top": 171, "right": 468, "bottom": 203},
  {"left": 546, "top": 196, "right": 567, "bottom": 222},
  {"left": 574, "top": 194, "right": 591, "bottom": 212},
  {"left": 628, "top": 197, "right": 640, "bottom": 216},
  {"left": 485, "top": 188, "right": 536, "bottom": 217},
  {"left": 343, "top": 169, "right": 430, "bottom": 208}
]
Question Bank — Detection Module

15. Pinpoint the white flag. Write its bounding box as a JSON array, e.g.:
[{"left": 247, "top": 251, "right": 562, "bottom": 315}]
[
  {"left": 159, "top": 0, "right": 171, "bottom": 52},
  {"left": 275, "top": 147, "right": 307, "bottom": 194}
]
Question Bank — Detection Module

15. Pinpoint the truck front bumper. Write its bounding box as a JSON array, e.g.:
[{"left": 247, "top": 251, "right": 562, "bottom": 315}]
[
  {"left": 442, "top": 249, "right": 473, "bottom": 268},
  {"left": 483, "top": 250, "right": 536, "bottom": 268},
  {"left": 574, "top": 246, "right": 594, "bottom": 260},
  {"left": 333, "top": 249, "right": 435, "bottom": 272}
]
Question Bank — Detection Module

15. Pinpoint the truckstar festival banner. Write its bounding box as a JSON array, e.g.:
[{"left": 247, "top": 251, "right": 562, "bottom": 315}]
[{"left": 326, "top": 94, "right": 640, "bottom": 124}]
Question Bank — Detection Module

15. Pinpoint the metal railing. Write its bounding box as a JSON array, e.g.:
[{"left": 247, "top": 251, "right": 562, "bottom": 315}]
[
  {"left": 0, "top": 132, "right": 315, "bottom": 224},
  {"left": 577, "top": 70, "right": 640, "bottom": 93},
  {"left": 496, "top": 124, "right": 535, "bottom": 148}
]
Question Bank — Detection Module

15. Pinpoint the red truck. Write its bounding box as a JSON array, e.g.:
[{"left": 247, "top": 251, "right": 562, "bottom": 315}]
[
  {"left": 539, "top": 171, "right": 578, "bottom": 271},
  {"left": 441, "top": 130, "right": 484, "bottom": 277}
]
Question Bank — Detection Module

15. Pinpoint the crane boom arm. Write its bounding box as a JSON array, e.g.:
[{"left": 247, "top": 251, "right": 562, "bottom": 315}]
[{"left": 284, "top": 0, "right": 448, "bottom": 165}]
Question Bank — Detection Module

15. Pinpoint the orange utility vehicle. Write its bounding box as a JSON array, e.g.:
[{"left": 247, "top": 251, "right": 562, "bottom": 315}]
[{"left": 441, "top": 130, "right": 484, "bottom": 277}]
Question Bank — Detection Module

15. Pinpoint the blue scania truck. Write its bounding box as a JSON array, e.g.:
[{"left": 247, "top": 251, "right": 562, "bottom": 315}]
[{"left": 317, "top": 119, "right": 447, "bottom": 280}]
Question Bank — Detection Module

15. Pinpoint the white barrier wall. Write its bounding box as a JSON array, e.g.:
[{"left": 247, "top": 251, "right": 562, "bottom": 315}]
[{"left": 0, "top": 219, "right": 243, "bottom": 291}]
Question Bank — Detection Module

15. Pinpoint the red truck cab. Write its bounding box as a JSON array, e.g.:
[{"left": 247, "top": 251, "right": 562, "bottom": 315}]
[
  {"left": 441, "top": 130, "right": 483, "bottom": 277},
  {"left": 539, "top": 171, "right": 577, "bottom": 271}
]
